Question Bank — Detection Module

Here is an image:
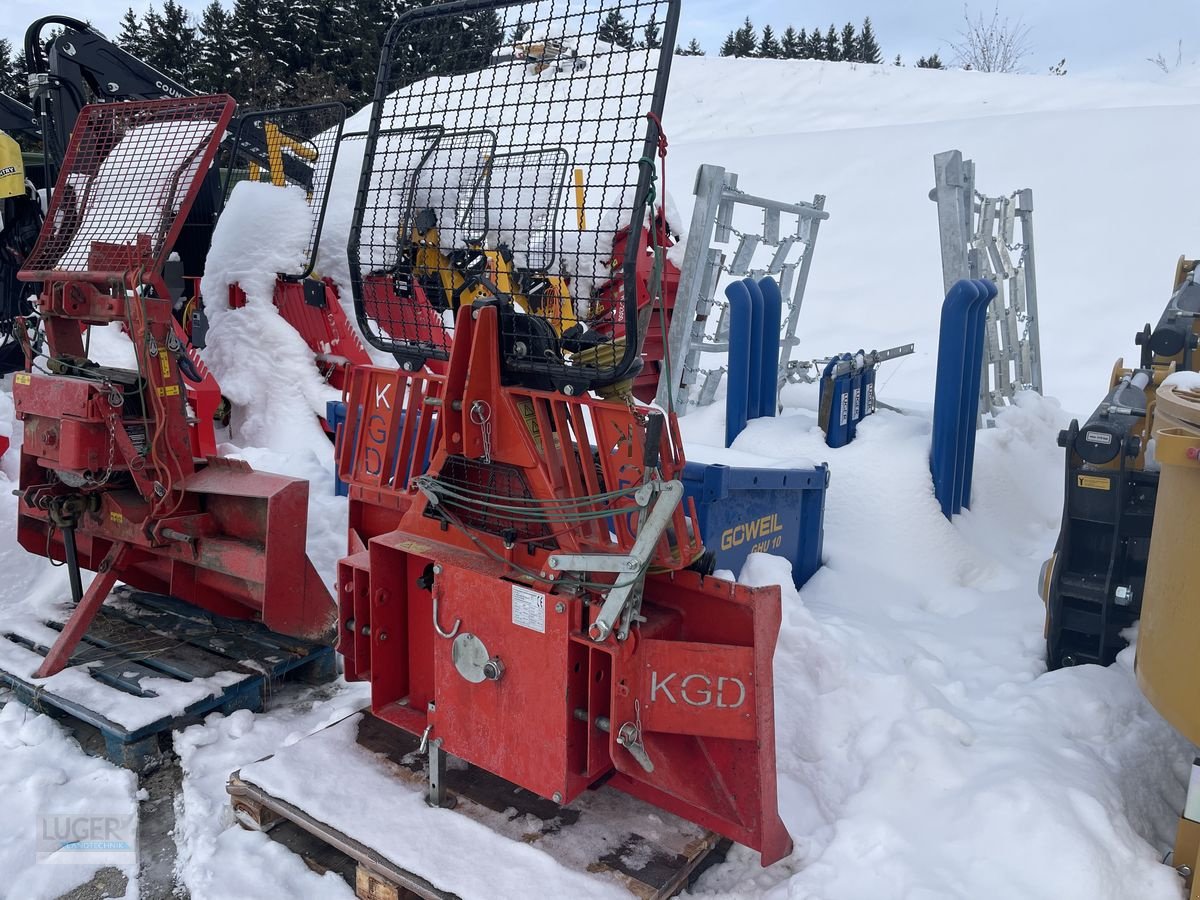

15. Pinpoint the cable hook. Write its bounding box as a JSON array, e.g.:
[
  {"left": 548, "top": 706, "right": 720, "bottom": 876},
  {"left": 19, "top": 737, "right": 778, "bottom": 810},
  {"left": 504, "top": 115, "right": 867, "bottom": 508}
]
[{"left": 432, "top": 590, "right": 460, "bottom": 639}]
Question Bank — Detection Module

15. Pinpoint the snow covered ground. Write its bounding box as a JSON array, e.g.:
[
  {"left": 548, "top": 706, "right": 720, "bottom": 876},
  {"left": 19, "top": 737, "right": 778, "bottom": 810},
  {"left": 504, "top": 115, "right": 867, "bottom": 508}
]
[{"left": 2, "top": 56, "right": 1199, "bottom": 899}]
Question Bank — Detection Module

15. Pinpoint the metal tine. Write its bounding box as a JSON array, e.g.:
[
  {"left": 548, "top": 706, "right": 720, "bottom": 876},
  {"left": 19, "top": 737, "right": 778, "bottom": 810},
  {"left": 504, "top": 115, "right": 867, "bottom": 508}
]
[
  {"left": 763, "top": 208, "right": 781, "bottom": 245},
  {"left": 778, "top": 261, "right": 796, "bottom": 303},
  {"left": 768, "top": 237, "right": 796, "bottom": 275},
  {"left": 698, "top": 369, "right": 724, "bottom": 406},
  {"left": 1001, "top": 194, "right": 1016, "bottom": 246},
  {"left": 728, "top": 234, "right": 761, "bottom": 276}
]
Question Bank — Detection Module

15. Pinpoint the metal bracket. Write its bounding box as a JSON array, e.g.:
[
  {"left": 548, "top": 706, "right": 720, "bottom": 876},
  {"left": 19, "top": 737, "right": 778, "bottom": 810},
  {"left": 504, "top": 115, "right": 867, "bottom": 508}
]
[{"left": 547, "top": 480, "right": 683, "bottom": 642}]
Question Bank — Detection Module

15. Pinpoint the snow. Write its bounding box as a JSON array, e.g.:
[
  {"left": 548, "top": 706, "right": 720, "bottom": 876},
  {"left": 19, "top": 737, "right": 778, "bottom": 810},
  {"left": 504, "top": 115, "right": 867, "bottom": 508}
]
[
  {"left": 199, "top": 180, "right": 342, "bottom": 464},
  {"left": 0, "top": 52, "right": 1198, "bottom": 900},
  {"left": 0, "top": 703, "right": 138, "bottom": 899},
  {"left": 173, "top": 683, "right": 368, "bottom": 900}
]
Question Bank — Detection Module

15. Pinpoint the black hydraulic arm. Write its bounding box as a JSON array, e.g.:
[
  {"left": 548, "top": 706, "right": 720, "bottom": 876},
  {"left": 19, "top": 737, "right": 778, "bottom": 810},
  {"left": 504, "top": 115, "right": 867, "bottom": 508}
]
[
  {"left": 0, "top": 94, "right": 40, "bottom": 138},
  {"left": 26, "top": 17, "right": 195, "bottom": 182}
]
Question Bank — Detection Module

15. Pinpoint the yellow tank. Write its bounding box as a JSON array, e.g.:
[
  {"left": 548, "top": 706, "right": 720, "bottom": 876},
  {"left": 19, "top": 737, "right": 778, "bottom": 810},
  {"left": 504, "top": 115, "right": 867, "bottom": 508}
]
[
  {"left": 1137, "top": 381, "right": 1200, "bottom": 742},
  {"left": 1136, "top": 380, "right": 1200, "bottom": 895}
]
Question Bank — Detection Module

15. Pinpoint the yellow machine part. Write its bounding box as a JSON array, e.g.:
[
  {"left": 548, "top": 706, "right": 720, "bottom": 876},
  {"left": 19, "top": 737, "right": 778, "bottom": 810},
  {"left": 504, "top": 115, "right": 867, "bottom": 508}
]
[
  {"left": 1137, "top": 382, "right": 1200, "bottom": 743},
  {"left": 1138, "top": 381, "right": 1200, "bottom": 896},
  {"left": 1173, "top": 255, "right": 1198, "bottom": 292},
  {"left": 410, "top": 228, "right": 579, "bottom": 336},
  {"left": 0, "top": 132, "right": 25, "bottom": 200}
]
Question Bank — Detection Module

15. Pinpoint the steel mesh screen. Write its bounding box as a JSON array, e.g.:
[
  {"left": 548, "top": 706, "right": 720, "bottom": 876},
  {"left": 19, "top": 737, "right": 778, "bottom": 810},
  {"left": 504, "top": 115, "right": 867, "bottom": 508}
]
[
  {"left": 20, "top": 96, "right": 236, "bottom": 282},
  {"left": 222, "top": 102, "right": 346, "bottom": 279},
  {"left": 350, "top": 0, "right": 678, "bottom": 389}
]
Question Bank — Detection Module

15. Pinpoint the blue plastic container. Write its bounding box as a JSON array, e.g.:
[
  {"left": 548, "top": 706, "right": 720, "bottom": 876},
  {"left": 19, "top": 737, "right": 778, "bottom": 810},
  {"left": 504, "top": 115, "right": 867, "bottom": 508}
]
[
  {"left": 682, "top": 460, "right": 829, "bottom": 588},
  {"left": 328, "top": 400, "right": 350, "bottom": 496}
]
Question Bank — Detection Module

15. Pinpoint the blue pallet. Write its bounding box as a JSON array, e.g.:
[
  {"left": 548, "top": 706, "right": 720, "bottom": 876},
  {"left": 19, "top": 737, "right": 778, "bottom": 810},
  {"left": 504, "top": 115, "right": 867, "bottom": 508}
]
[
  {"left": 682, "top": 461, "right": 829, "bottom": 588},
  {"left": 0, "top": 589, "right": 335, "bottom": 770}
]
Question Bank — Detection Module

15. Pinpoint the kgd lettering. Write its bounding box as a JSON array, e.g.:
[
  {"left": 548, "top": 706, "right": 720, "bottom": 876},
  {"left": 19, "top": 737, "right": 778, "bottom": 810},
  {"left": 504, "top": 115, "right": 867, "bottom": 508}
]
[{"left": 650, "top": 671, "right": 746, "bottom": 709}]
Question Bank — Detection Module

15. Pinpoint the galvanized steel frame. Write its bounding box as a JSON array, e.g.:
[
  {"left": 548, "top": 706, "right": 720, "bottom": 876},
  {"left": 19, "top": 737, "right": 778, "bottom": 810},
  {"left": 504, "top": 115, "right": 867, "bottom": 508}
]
[
  {"left": 658, "top": 163, "right": 828, "bottom": 412},
  {"left": 932, "top": 149, "right": 1044, "bottom": 420}
]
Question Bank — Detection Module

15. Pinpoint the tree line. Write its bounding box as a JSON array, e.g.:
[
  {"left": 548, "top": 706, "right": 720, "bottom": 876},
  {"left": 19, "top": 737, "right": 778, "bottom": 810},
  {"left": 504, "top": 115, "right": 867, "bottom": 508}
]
[{"left": 0, "top": 3, "right": 1026, "bottom": 118}]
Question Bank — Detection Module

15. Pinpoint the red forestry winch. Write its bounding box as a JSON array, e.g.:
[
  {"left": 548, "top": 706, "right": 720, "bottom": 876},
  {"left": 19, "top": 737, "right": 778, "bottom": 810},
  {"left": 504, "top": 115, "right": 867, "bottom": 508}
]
[
  {"left": 335, "top": 0, "right": 792, "bottom": 865},
  {"left": 13, "top": 96, "right": 335, "bottom": 678}
]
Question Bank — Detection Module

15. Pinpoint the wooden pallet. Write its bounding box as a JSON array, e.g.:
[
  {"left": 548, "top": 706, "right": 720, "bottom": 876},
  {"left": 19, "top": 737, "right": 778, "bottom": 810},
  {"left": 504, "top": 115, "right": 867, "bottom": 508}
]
[
  {"left": 0, "top": 587, "right": 335, "bottom": 770},
  {"left": 229, "top": 714, "right": 727, "bottom": 900}
]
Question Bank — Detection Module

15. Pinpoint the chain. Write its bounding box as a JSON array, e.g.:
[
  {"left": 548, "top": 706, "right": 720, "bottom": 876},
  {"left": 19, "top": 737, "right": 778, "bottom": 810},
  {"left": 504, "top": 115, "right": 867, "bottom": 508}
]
[{"left": 88, "top": 381, "right": 123, "bottom": 487}]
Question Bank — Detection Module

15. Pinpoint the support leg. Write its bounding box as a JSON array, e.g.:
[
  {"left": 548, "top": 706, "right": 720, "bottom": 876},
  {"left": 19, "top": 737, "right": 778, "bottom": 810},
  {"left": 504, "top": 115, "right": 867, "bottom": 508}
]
[
  {"left": 34, "top": 542, "right": 126, "bottom": 678},
  {"left": 426, "top": 738, "right": 455, "bottom": 809}
]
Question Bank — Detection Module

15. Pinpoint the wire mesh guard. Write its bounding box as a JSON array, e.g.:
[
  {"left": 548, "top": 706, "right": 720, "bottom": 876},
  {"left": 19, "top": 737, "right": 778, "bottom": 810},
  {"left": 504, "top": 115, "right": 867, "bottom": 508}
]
[
  {"left": 21, "top": 96, "right": 235, "bottom": 282},
  {"left": 221, "top": 102, "right": 347, "bottom": 279},
  {"left": 350, "top": 0, "right": 678, "bottom": 388}
]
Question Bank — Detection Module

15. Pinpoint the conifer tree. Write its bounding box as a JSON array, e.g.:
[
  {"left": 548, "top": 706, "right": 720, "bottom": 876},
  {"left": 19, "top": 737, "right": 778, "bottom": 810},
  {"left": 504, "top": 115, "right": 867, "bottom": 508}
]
[
  {"left": 917, "top": 53, "right": 945, "bottom": 69},
  {"left": 676, "top": 38, "right": 704, "bottom": 57},
  {"left": 858, "top": 17, "right": 882, "bottom": 63},
  {"left": 780, "top": 27, "right": 801, "bottom": 60},
  {"left": 641, "top": 13, "right": 661, "bottom": 50},
  {"left": 0, "top": 41, "right": 20, "bottom": 102},
  {"left": 840, "top": 22, "right": 857, "bottom": 62},
  {"left": 823, "top": 25, "right": 840, "bottom": 62},
  {"left": 116, "top": 8, "right": 148, "bottom": 57},
  {"left": 733, "top": 18, "right": 757, "bottom": 57},
  {"left": 598, "top": 10, "right": 635, "bottom": 49},
  {"left": 145, "top": 0, "right": 198, "bottom": 84},
  {"left": 758, "top": 25, "right": 782, "bottom": 59},
  {"left": 195, "top": 1, "right": 235, "bottom": 93},
  {"left": 719, "top": 32, "right": 737, "bottom": 57},
  {"left": 805, "top": 27, "right": 825, "bottom": 60}
]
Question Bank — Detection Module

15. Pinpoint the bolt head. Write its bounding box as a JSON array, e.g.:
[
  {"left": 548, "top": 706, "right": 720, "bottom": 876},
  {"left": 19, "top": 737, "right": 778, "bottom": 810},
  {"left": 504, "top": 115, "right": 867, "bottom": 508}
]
[
  {"left": 552, "top": 792, "right": 563, "bottom": 803},
  {"left": 555, "top": 601, "right": 566, "bottom": 614},
  {"left": 433, "top": 564, "right": 443, "bottom": 575}
]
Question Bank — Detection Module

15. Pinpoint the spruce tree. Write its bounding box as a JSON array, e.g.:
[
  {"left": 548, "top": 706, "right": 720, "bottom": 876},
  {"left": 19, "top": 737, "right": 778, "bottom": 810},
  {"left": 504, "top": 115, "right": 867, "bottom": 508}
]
[
  {"left": 805, "top": 26, "right": 825, "bottom": 60},
  {"left": 147, "top": 0, "right": 198, "bottom": 84},
  {"left": 780, "top": 27, "right": 801, "bottom": 60},
  {"left": 9, "top": 48, "right": 32, "bottom": 105},
  {"left": 719, "top": 32, "right": 736, "bottom": 57},
  {"left": 0, "top": 40, "right": 19, "bottom": 100},
  {"left": 732, "top": 18, "right": 757, "bottom": 57},
  {"left": 823, "top": 25, "right": 840, "bottom": 62},
  {"left": 917, "top": 53, "right": 945, "bottom": 69},
  {"left": 758, "top": 25, "right": 782, "bottom": 59},
  {"left": 195, "top": 1, "right": 235, "bottom": 93},
  {"left": 676, "top": 38, "right": 703, "bottom": 57},
  {"left": 598, "top": 10, "right": 635, "bottom": 49},
  {"left": 858, "top": 17, "right": 882, "bottom": 64},
  {"left": 840, "top": 22, "right": 857, "bottom": 62},
  {"left": 116, "top": 8, "right": 148, "bottom": 57},
  {"left": 641, "top": 13, "right": 661, "bottom": 50}
]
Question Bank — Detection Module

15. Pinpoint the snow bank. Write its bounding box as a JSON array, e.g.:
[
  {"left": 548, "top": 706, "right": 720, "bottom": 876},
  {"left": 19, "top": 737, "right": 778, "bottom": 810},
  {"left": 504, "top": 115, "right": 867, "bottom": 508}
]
[
  {"left": 678, "top": 392, "right": 1192, "bottom": 900},
  {"left": 0, "top": 703, "right": 138, "bottom": 899},
  {"left": 199, "top": 181, "right": 341, "bottom": 463}
]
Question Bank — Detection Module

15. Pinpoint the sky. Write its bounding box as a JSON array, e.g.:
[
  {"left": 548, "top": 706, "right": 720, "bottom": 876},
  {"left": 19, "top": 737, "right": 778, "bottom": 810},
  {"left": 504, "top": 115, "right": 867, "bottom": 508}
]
[{"left": 3, "top": 0, "right": 1198, "bottom": 79}]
